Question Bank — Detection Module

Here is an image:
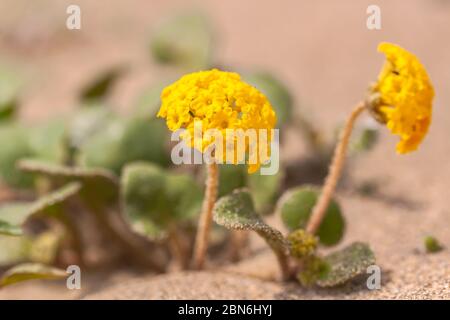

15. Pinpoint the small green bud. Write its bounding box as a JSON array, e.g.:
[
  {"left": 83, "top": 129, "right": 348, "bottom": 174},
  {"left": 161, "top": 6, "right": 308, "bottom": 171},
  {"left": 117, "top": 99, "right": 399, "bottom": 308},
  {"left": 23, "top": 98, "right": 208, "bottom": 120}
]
[
  {"left": 424, "top": 236, "right": 443, "bottom": 253},
  {"left": 287, "top": 229, "right": 317, "bottom": 259},
  {"left": 297, "top": 255, "right": 330, "bottom": 287}
]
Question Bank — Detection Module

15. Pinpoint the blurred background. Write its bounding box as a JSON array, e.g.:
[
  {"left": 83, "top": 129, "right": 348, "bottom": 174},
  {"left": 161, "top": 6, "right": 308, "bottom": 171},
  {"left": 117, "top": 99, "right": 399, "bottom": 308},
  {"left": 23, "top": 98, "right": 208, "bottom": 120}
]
[{"left": 0, "top": 0, "right": 449, "bottom": 299}]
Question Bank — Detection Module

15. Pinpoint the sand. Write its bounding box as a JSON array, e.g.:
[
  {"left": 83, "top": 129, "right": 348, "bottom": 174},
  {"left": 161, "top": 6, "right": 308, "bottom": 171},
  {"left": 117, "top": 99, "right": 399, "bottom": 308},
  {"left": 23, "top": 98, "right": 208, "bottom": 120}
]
[{"left": 0, "top": 0, "right": 449, "bottom": 299}]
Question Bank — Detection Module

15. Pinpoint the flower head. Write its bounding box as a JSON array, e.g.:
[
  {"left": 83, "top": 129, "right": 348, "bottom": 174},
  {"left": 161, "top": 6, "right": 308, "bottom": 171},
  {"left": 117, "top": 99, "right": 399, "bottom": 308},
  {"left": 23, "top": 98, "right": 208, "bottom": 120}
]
[
  {"left": 368, "top": 42, "right": 434, "bottom": 154},
  {"left": 157, "top": 69, "right": 276, "bottom": 173}
]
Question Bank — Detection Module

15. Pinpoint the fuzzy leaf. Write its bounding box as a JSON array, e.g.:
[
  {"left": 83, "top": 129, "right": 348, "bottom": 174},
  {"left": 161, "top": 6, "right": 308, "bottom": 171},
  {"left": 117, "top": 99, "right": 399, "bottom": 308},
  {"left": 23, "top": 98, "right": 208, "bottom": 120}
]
[
  {"left": 316, "top": 242, "right": 375, "bottom": 287},
  {"left": 69, "top": 104, "right": 114, "bottom": 149},
  {"left": 165, "top": 173, "right": 202, "bottom": 221},
  {"left": 80, "top": 68, "right": 123, "bottom": 102},
  {"left": 218, "top": 164, "right": 247, "bottom": 197},
  {"left": 0, "top": 220, "right": 22, "bottom": 236},
  {"left": 18, "top": 160, "right": 117, "bottom": 205},
  {"left": 0, "top": 123, "right": 34, "bottom": 188},
  {"left": 0, "top": 183, "right": 81, "bottom": 236},
  {"left": 29, "top": 119, "right": 68, "bottom": 163},
  {"left": 0, "top": 263, "right": 67, "bottom": 288},
  {"left": 134, "top": 81, "right": 169, "bottom": 118},
  {"left": 244, "top": 72, "right": 293, "bottom": 127},
  {"left": 351, "top": 122, "right": 379, "bottom": 153},
  {"left": 78, "top": 117, "right": 169, "bottom": 174},
  {"left": 0, "top": 65, "right": 22, "bottom": 121},
  {"left": 0, "top": 236, "right": 31, "bottom": 266},
  {"left": 213, "top": 189, "right": 288, "bottom": 254},
  {"left": 151, "top": 12, "right": 213, "bottom": 70},
  {"left": 424, "top": 236, "right": 444, "bottom": 253},
  {"left": 278, "top": 186, "right": 345, "bottom": 246},
  {"left": 121, "top": 162, "right": 167, "bottom": 239},
  {"left": 248, "top": 169, "right": 282, "bottom": 214}
]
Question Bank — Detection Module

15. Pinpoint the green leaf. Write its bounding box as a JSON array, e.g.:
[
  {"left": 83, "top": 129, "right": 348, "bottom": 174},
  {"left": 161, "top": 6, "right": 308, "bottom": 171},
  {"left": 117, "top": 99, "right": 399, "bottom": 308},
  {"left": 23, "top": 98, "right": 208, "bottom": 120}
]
[
  {"left": 121, "top": 162, "right": 167, "bottom": 239},
  {"left": 78, "top": 117, "right": 169, "bottom": 174},
  {"left": 0, "top": 183, "right": 81, "bottom": 236},
  {"left": 296, "top": 255, "right": 330, "bottom": 287},
  {"left": 0, "top": 65, "right": 22, "bottom": 122},
  {"left": 18, "top": 160, "right": 117, "bottom": 205},
  {"left": 0, "top": 263, "right": 67, "bottom": 288},
  {"left": 218, "top": 164, "right": 247, "bottom": 197},
  {"left": 213, "top": 189, "right": 288, "bottom": 254},
  {"left": 424, "top": 236, "right": 444, "bottom": 253},
  {"left": 248, "top": 169, "right": 282, "bottom": 214},
  {"left": 244, "top": 72, "right": 293, "bottom": 127},
  {"left": 0, "top": 123, "right": 34, "bottom": 188},
  {"left": 165, "top": 173, "right": 202, "bottom": 221},
  {"left": 0, "top": 236, "right": 31, "bottom": 266},
  {"left": 29, "top": 119, "right": 68, "bottom": 163},
  {"left": 28, "top": 182, "right": 82, "bottom": 218},
  {"left": 277, "top": 186, "right": 345, "bottom": 246},
  {"left": 80, "top": 68, "right": 123, "bottom": 102},
  {"left": 350, "top": 122, "right": 379, "bottom": 153},
  {"left": 69, "top": 104, "right": 114, "bottom": 150},
  {"left": 28, "top": 231, "right": 63, "bottom": 265},
  {"left": 151, "top": 12, "right": 213, "bottom": 70},
  {"left": 134, "top": 81, "right": 169, "bottom": 118},
  {"left": 0, "top": 220, "right": 22, "bottom": 236},
  {"left": 316, "top": 242, "right": 375, "bottom": 287}
]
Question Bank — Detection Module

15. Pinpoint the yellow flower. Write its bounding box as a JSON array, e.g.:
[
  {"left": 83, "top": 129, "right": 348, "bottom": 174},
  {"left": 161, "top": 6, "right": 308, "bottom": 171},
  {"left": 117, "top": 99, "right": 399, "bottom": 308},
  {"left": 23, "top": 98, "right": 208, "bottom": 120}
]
[
  {"left": 369, "top": 42, "right": 434, "bottom": 154},
  {"left": 157, "top": 69, "right": 276, "bottom": 173}
]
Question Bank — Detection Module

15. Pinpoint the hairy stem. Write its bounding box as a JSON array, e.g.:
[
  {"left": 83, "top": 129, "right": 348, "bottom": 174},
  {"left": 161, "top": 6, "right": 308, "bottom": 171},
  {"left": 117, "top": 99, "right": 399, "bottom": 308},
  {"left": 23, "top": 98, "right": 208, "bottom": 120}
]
[
  {"left": 306, "top": 102, "right": 366, "bottom": 234},
  {"left": 192, "top": 162, "right": 219, "bottom": 269}
]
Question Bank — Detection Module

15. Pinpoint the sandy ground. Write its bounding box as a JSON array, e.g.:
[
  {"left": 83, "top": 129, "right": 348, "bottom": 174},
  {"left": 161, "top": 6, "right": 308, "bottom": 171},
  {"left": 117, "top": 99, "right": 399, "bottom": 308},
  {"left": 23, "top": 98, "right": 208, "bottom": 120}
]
[{"left": 0, "top": 0, "right": 449, "bottom": 299}]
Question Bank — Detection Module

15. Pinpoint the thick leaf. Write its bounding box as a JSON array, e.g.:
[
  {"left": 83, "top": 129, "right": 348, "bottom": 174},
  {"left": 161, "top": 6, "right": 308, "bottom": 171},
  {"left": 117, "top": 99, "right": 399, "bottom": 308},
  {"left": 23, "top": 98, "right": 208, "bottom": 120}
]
[
  {"left": 0, "top": 236, "right": 31, "bottom": 266},
  {"left": 277, "top": 186, "right": 345, "bottom": 246},
  {"left": 248, "top": 169, "right": 282, "bottom": 214},
  {"left": 213, "top": 189, "right": 288, "bottom": 254},
  {"left": 151, "top": 12, "right": 213, "bottom": 70},
  {"left": 316, "top": 242, "right": 375, "bottom": 287},
  {"left": 18, "top": 160, "right": 117, "bottom": 205},
  {"left": 0, "top": 183, "right": 81, "bottom": 237},
  {"left": 165, "top": 173, "right": 202, "bottom": 221},
  {"left": 80, "top": 68, "right": 123, "bottom": 102},
  {"left": 78, "top": 117, "right": 169, "bottom": 174},
  {"left": 0, "top": 220, "right": 22, "bottom": 236},
  {"left": 28, "top": 231, "right": 63, "bottom": 264},
  {"left": 28, "top": 182, "right": 82, "bottom": 218},
  {"left": 218, "top": 164, "right": 247, "bottom": 197},
  {"left": 121, "top": 162, "right": 167, "bottom": 239},
  {"left": 69, "top": 104, "right": 114, "bottom": 149},
  {"left": 424, "top": 236, "right": 443, "bottom": 253},
  {"left": 134, "top": 81, "right": 169, "bottom": 118},
  {"left": 244, "top": 72, "right": 293, "bottom": 127},
  {"left": 0, "top": 202, "right": 32, "bottom": 226},
  {"left": 0, "top": 123, "right": 34, "bottom": 188},
  {"left": 29, "top": 119, "right": 68, "bottom": 163},
  {"left": 350, "top": 120, "right": 379, "bottom": 153},
  {"left": 0, "top": 65, "right": 22, "bottom": 121},
  {"left": 0, "top": 263, "right": 67, "bottom": 288}
]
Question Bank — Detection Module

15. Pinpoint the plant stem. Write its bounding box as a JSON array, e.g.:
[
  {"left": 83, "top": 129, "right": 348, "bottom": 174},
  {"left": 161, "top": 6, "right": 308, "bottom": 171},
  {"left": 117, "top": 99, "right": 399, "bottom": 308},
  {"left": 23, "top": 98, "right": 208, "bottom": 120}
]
[
  {"left": 168, "top": 224, "right": 190, "bottom": 270},
  {"left": 306, "top": 102, "right": 366, "bottom": 235},
  {"left": 193, "top": 162, "right": 219, "bottom": 269},
  {"left": 274, "top": 247, "right": 292, "bottom": 281}
]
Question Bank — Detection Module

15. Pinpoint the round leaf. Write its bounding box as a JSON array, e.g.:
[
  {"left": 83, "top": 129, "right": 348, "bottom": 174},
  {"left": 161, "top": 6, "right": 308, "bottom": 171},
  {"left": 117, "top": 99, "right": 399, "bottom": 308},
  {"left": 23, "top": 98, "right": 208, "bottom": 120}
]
[{"left": 278, "top": 186, "right": 345, "bottom": 246}]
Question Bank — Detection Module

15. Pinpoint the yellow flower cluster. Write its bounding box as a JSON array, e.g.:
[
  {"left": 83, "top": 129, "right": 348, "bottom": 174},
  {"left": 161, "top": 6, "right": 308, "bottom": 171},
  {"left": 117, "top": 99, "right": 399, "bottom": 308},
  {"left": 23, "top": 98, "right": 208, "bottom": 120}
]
[
  {"left": 370, "top": 42, "right": 434, "bottom": 154},
  {"left": 158, "top": 69, "right": 276, "bottom": 173}
]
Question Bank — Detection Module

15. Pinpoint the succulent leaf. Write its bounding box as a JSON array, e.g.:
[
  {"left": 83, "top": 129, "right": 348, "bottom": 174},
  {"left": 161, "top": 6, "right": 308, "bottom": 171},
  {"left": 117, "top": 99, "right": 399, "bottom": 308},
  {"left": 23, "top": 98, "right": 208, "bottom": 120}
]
[
  {"left": 316, "top": 242, "right": 375, "bottom": 287},
  {"left": 213, "top": 189, "right": 288, "bottom": 255},
  {"left": 0, "top": 263, "right": 67, "bottom": 288},
  {"left": 277, "top": 186, "right": 345, "bottom": 246},
  {"left": 151, "top": 12, "right": 213, "bottom": 70}
]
